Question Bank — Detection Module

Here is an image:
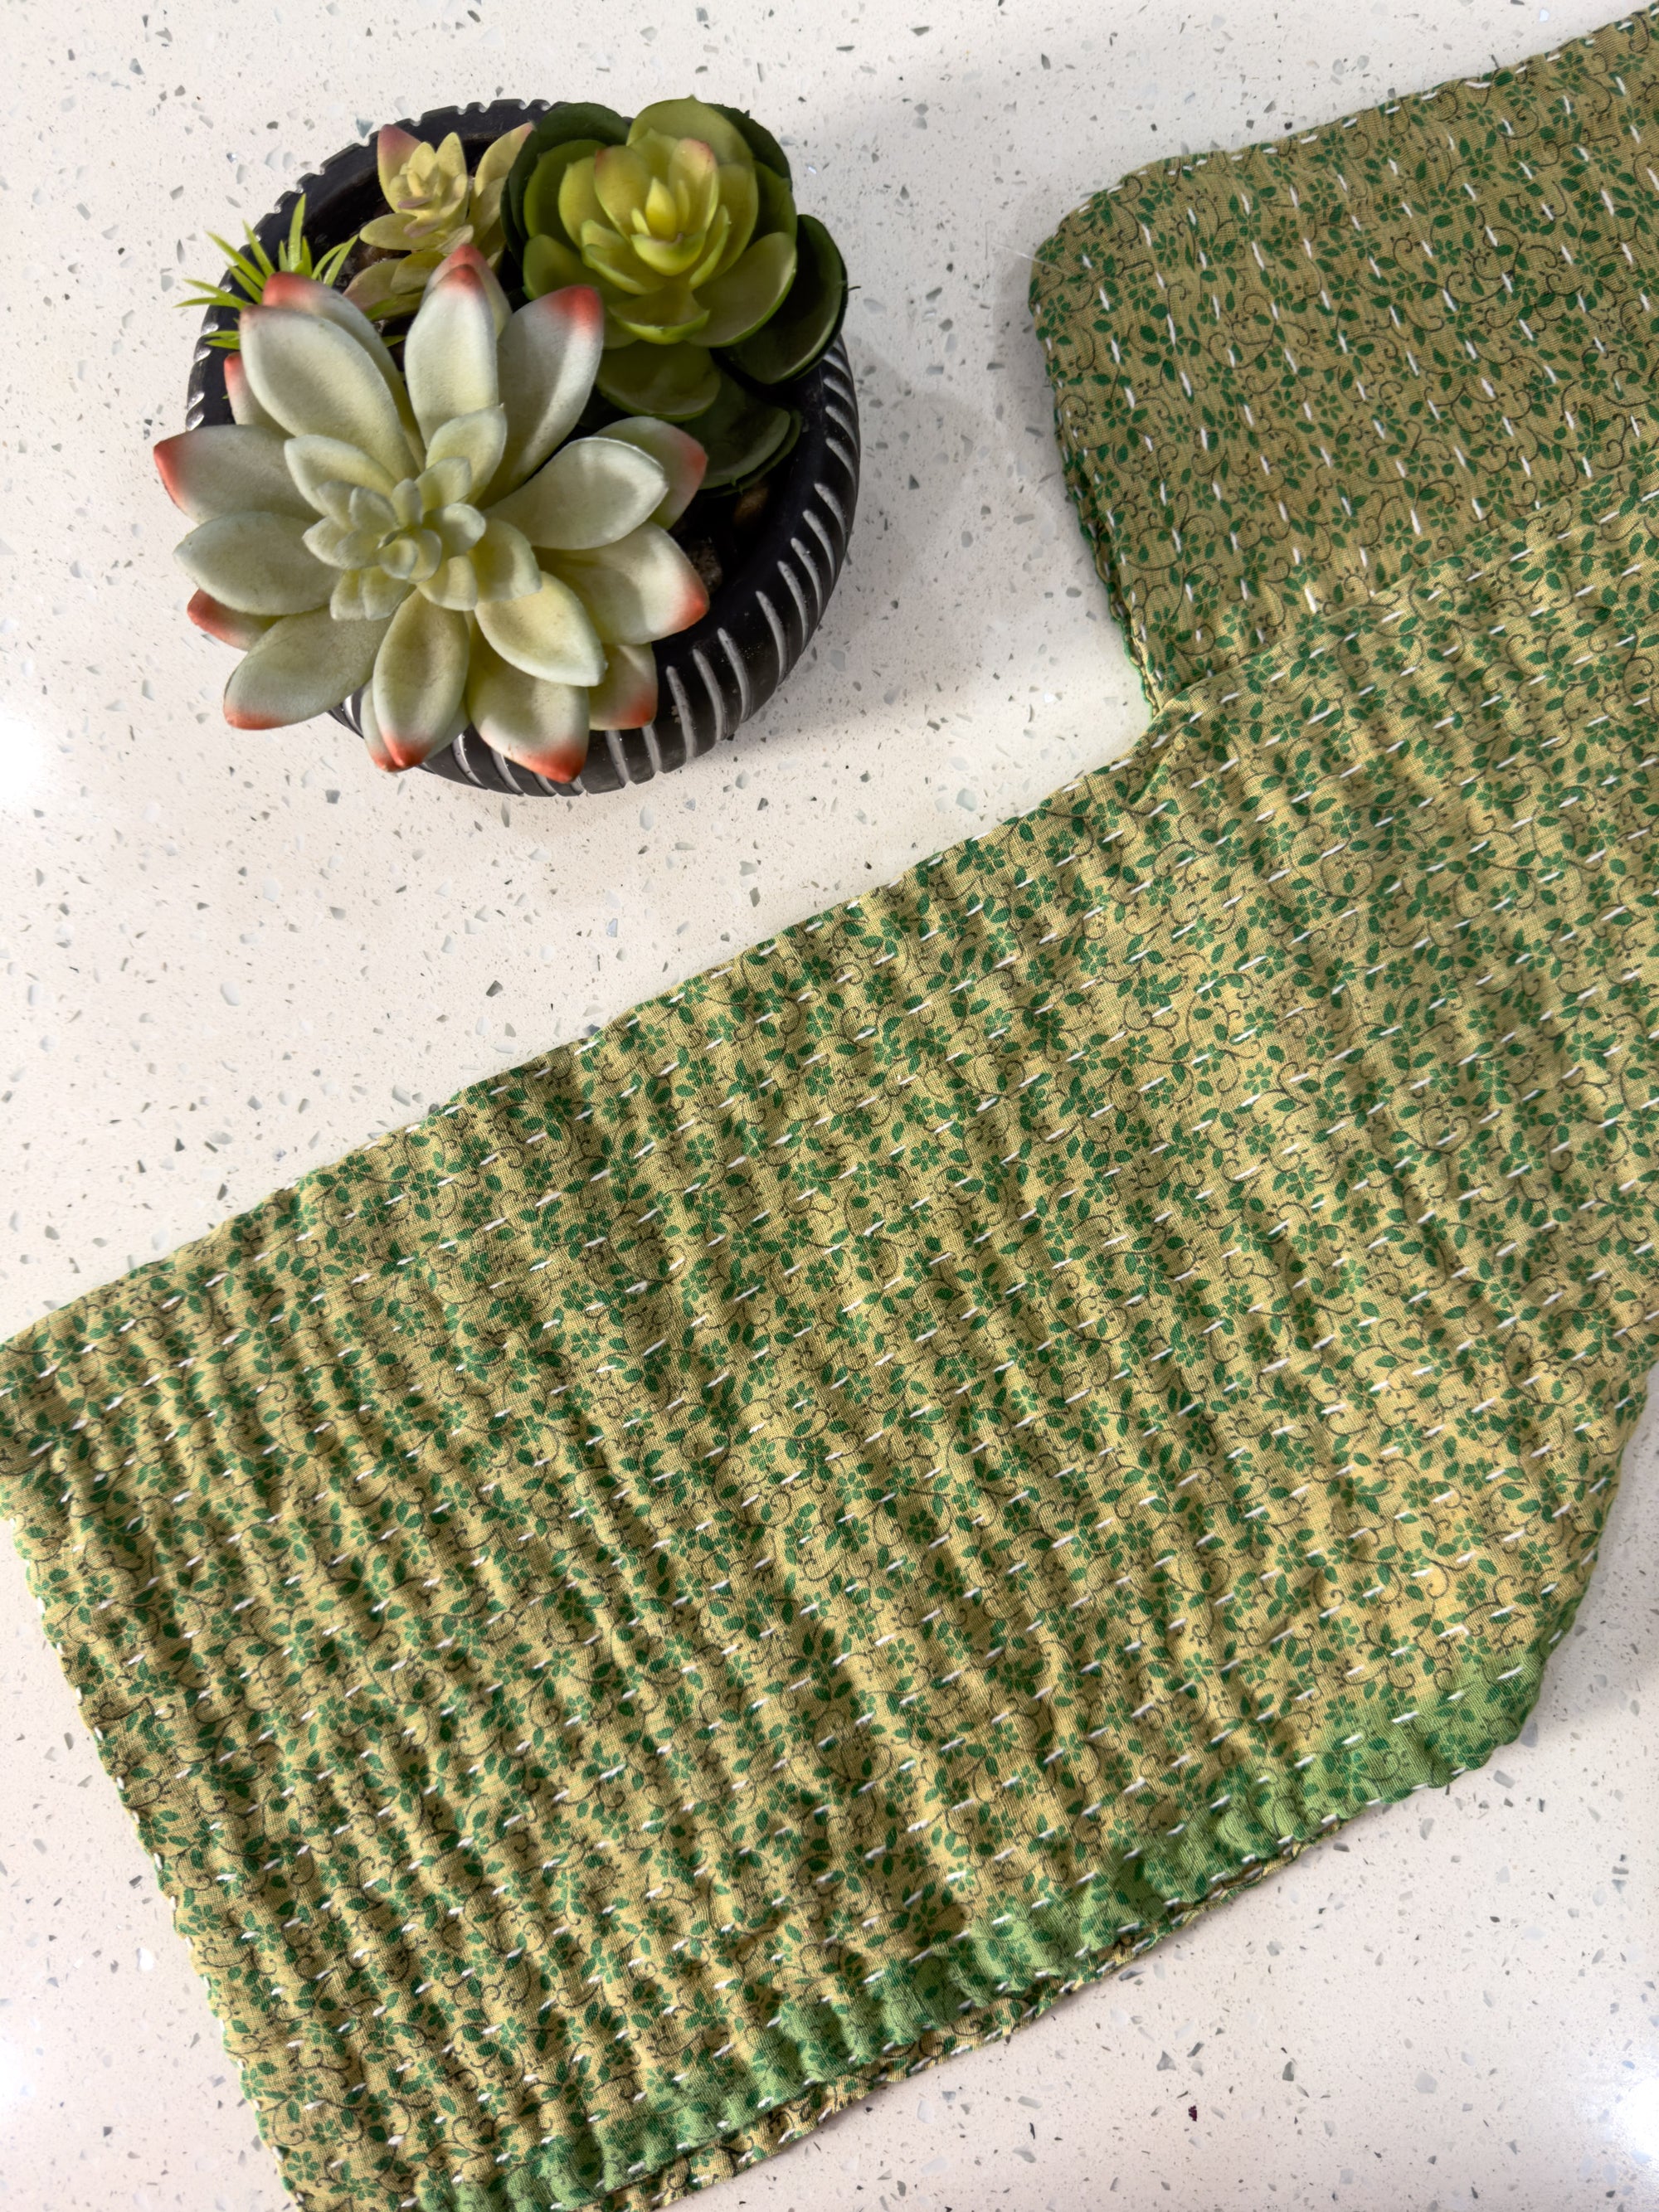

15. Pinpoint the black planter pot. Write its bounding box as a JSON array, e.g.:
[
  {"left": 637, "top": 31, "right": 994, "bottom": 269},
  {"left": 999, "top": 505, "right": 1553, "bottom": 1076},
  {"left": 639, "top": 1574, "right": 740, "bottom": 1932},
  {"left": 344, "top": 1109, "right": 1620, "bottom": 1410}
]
[{"left": 185, "top": 101, "right": 859, "bottom": 797}]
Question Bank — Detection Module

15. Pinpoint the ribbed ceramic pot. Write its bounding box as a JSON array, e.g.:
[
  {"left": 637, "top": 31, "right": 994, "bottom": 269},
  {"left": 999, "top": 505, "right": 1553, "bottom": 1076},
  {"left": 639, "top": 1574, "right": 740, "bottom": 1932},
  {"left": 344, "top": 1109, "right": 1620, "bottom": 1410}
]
[{"left": 184, "top": 100, "right": 860, "bottom": 796}]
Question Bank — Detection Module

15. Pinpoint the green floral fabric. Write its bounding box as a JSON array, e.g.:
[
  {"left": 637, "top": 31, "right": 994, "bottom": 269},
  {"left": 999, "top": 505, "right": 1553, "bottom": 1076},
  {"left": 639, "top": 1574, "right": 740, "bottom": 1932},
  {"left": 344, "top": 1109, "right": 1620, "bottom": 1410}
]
[{"left": 2, "top": 16, "right": 1658, "bottom": 2212}]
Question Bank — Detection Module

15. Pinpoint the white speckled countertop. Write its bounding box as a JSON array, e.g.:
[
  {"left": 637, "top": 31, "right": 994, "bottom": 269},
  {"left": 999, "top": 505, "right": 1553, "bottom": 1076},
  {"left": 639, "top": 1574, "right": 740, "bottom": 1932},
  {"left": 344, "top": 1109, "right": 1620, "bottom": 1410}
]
[{"left": 2, "top": 1, "right": 1656, "bottom": 2205}]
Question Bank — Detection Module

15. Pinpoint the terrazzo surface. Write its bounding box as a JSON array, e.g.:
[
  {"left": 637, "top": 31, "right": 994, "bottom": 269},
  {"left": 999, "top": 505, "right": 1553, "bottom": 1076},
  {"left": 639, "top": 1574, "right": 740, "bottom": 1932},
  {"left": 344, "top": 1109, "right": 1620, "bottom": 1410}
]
[{"left": 1, "top": 0, "right": 1655, "bottom": 2205}]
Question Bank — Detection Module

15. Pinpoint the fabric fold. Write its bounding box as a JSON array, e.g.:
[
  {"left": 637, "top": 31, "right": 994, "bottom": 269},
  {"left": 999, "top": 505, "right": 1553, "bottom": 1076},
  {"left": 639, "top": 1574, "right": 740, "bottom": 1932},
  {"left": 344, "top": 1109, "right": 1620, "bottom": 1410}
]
[{"left": 1029, "top": 7, "right": 1659, "bottom": 702}]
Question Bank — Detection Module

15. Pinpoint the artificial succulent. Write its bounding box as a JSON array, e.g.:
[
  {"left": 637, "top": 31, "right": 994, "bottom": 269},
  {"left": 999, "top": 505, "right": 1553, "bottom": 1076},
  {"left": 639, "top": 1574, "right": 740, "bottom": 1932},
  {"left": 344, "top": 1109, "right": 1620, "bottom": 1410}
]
[
  {"left": 504, "top": 96, "right": 846, "bottom": 489},
  {"left": 157, "top": 246, "right": 709, "bottom": 781},
  {"left": 181, "top": 196, "right": 357, "bottom": 351},
  {"left": 345, "top": 123, "right": 531, "bottom": 322}
]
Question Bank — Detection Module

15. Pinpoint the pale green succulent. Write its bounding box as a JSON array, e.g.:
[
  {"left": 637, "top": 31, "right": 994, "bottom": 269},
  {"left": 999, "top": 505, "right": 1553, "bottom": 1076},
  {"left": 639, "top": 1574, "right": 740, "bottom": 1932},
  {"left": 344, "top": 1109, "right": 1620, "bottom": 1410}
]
[{"left": 157, "top": 247, "right": 708, "bottom": 780}]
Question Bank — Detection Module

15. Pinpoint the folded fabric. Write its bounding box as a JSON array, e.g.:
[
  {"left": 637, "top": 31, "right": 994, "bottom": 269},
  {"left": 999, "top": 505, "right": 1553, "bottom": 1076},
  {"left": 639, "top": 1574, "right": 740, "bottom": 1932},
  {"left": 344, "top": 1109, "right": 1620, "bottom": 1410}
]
[
  {"left": 1030, "top": 7, "right": 1659, "bottom": 700},
  {"left": 5, "top": 14, "right": 1659, "bottom": 2212}
]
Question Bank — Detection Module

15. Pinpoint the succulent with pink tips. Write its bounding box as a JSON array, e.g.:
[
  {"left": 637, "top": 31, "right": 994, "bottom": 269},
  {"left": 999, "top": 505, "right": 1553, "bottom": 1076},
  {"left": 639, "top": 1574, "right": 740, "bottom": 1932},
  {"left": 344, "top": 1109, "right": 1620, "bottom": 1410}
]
[
  {"left": 158, "top": 251, "right": 708, "bottom": 781},
  {"left": 344, "top": 121, "right": 531, "bottom": 323}
]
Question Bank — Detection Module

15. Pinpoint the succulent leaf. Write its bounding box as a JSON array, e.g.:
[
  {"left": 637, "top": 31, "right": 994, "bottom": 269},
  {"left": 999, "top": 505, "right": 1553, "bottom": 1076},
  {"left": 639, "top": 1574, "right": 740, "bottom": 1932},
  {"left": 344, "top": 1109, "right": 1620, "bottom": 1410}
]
[
  {"left": 260, "top": 270, "right": 407, "bottom": 396},
  {"left": 240, "top": 308, "right": 414, "bottom": 479},
  {"left": 156, "top": 426, "right": 314, "bottom": 523},
  {"left": 389, "top": 478, "right": 426, "bottom": 529},
  {"left": 358, "top": 569, "right": 414, "bottom": 620},
  {"left": 489, "top": 287, "right": 606, "bottom": 496},
  {"left": 546, "top": 523, "right": 708, "bottom": 646},
  {"left": 719, "top": 211, "right": 847, "bottom": 386},
  {"left": 581, "top": 233, "right": 684, "bottom": 306},
  {"left": 467, "top": 635, "right": 591, "bottom": 780},
  {"left": 476, "top": 572, "right": 606, "bottom": 685},
  {"left": 257, "top": 263, "right": 422, "bottom": 454},
  {"left": 465, "top": 518, "right": 542, "bottom": 604},
  {"left": 708, "top": 102, "right": 792, "bottom": 184},
  {"left": 556, "top": 160, "right": 609, "bottom": 252},
  {"left": 187, "top": 589, "right": 276, "bottom": 650},
  {"left": 431, "top": 241, "right": 511, "bottom": 335},
  {"left": 521, "top": 233, "right": 590, "bottom": 301},
  {"left": 176, "top": 511, "right": 336, "bottom": 615},
  {"left": 417, "top": 558, "right": 479, "bottom": 612},
  {"left": 223, "top": 609, "right": 391, "bottom": 729},
  {"left": 708, "top": 164, "right": 760, "bottom": 274},
  {"left": 223, "top": 351, "right": 281, "bottom": 430},
  {"left": 350, "top": 485, "right": 400, "bottom": 533},
  {"left": 468, "top": 122, "right": 533, "bottom": 265},
  {"left": 677, "top": 371, "right": 794, "bottom": 489},
  {"left": 606, "top": 280, "right": 709, "bottom": 345},
  {"left": 592, "top": 144, "right": 654, "bottom": 233},
  {"left": 594, "top": 339, "right": 721, "bottom": 422},
  {"left": 421, "top": 461, "right": 477, "bottom": 513},
  {"left": 752, "top": 160, "right": 797, "bottom": 247},
  {"left": 679, "top": 202, "right": 735, "bottom": 293},
  {"left": 302, "top": 516, "right": 369, "bottom": 567},
  {"left": 591, "top": 417, "right": 708, "bottom": 526},
  {"left": 727, "top": 404, "right": 800, "bottom": 492},
  {"left": 284, "top": 434, "right": 398, "bottom": 518},
  {"left": 586, "top": 640, "right": 659, "bottom": 730},
  {"left": 627, "top": 98, "right": 752, "bottom": 167},
  {"left": 353, "top": 680, "right": 397, "bottom": 771},
  {"left": 695, "top": 230, "right": 797, "bottom": 348},
  {"left": 404, "top": 262, "right": 500, "bottom": 443},
  {"left": 375, "top": 126, "right": 424, "bottom": 205},
  {"left": 487, "top": 435, "right": 668, "bottom": 551},
  {"left": 371, "top": 593, "right": 470, "bottom": 766},
  {"left": 340, "top": 257, "right": 426, "bottom": 320}
]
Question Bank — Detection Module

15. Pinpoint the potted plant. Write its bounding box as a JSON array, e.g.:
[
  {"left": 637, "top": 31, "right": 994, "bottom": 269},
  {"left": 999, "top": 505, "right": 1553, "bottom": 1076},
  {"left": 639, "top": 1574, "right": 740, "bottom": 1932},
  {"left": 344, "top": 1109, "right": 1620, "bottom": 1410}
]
[{"left": 164, "top": 97, "right": 859, "bottom": 797}]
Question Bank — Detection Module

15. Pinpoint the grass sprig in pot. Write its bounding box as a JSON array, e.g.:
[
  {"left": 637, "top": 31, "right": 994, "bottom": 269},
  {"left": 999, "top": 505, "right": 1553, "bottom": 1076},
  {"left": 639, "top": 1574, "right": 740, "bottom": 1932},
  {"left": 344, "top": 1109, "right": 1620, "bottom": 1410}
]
[{"left": 180, "top": 195, "right": 357, "bottom": 349}]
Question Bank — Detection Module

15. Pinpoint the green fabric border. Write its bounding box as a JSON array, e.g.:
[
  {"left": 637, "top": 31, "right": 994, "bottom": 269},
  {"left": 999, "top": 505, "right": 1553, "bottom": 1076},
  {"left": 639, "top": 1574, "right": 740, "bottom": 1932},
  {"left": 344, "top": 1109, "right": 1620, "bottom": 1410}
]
[{"left": 432, "top": 1628, "right": 1562, "bottom": 2207}]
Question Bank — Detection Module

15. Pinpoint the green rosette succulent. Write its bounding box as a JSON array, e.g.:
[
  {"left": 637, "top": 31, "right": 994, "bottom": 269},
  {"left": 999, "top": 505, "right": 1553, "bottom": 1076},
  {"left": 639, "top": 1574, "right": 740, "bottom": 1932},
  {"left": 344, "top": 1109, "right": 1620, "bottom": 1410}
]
[
  {"left": 508, "top": 96, "right": 847, "bottom": 489},
  {"left": 156, "top": 246, "right": 709, "bottom": 783},
  {"left": 345, "top": 122, "right": 531, "bottom": 322}
]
